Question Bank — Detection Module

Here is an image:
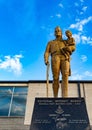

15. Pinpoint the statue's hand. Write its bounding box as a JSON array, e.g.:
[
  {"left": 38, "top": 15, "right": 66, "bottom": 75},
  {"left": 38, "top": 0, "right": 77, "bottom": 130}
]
[
  {"left": 63, "top": 47, "right": 72, "bottom": 54},
  {"left": 60, "top": 48, "right": 65, "bottom": 54},
  {"left": 63, "top": 46, "right": 67, "bottom": 51},
  {"left": 45, "top": 60, "right": 49, "bottom": 65}
]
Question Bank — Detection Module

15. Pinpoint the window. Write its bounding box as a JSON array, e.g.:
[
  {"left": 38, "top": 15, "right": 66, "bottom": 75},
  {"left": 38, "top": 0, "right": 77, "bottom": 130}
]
[{"left": 0, "top": 86, "right": 28, "bottom": 116}]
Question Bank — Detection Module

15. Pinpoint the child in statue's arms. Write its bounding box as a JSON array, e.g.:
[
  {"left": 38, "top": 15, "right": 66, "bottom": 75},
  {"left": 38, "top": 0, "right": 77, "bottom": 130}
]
[
  {"left": 60, "top": 30, "right": 76, "bottom": 76},
  {"left": 61, "top": 30, "right": 76, "bottom": 60}
]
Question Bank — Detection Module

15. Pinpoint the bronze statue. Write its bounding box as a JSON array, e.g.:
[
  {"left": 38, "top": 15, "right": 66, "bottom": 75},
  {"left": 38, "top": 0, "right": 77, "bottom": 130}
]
[{"left": 44, "top": 26, "right": 75, "bottom": 97}]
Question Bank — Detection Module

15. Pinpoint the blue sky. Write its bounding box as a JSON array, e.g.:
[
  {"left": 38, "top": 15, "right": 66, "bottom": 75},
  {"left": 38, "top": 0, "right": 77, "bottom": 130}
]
[{"left": 0, "top": 0, "right": 92, "bottom": 80}]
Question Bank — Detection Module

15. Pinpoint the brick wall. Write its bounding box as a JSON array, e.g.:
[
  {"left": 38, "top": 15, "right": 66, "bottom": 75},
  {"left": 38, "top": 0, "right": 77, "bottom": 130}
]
[{"left": 0, "top": 117, "right": 30, "bottom": 130}]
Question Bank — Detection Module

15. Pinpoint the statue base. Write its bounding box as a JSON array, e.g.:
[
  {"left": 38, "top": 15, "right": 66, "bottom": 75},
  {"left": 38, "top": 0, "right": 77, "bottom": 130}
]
[{"left": 30, "top": 98, "right": 91, "bottom": 130}]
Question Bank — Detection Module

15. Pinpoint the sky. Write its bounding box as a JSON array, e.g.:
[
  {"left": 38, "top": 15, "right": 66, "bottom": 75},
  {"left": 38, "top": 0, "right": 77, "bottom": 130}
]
[{"left": 0, "top": 0, "right": 92, "bottom": 81}]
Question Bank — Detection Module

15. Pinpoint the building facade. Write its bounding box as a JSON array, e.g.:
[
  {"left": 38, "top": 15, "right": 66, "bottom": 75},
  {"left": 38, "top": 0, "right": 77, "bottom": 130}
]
[{"left": 0, "top": 80, "right": 92, "bottom": 130}]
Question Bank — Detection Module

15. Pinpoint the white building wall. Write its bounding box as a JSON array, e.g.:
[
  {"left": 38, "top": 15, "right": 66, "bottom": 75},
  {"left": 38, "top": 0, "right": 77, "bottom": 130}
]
[
  {"left": 83, "top": 84, "right": 92, "bottom": 125},
  {"left": 24, "top": 83, "right": 47, "bottom": 125}
]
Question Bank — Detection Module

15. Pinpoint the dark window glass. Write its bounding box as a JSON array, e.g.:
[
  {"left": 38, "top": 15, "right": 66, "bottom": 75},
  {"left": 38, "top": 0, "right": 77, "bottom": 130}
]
[
  {"left": 10, "top": 87, "right": 27, "bottom": 116},
  {"left": 0, "top": 86, "right": 28, "bottom": 116},
  {"left": 0, "top": 87, "right": 13, "bottom": 116}
]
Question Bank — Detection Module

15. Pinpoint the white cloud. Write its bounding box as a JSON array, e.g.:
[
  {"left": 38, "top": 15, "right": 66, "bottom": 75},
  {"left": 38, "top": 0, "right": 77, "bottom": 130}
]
[
  {"left": 82, "top": 6, "right": 87, "bottom": 12},
  {"left": 70, "top": 74, "right": 83, "bottom": 80},
  {"left": 87, "top": 40, "right": 92, "bottom": 45},
  {"left": 50, "top": 14, "right": 61, "bottom": 19},
  {"left": 69, "top": 70, "right": 83, "bottom": 80},
  {"left": 84, "top": 71, "right": 92, "bottom": 77},
  {"left": 80, "top": 55, "right": 87, "bottom": 62},
  {"left": 80, "top": 6, "right": 88, "bottom": 15},
  {"left": 70, "top": 22, "right": 82, "bottom": 31},
  {"left": 73, "top": 33, "right": 92, "bottom": 45},
  {"left": 50, "top": 15, "right": 54, "bottom": 18},
  {"left": 70, "top": 70, "right": 92, "bottom": 80},
  {"left": 80, "top": 0, "right": 84, "bottom": 3},
  {"left": 70, "top": 16, "right": 92, "bottom": 31},
  {"left": 80, "top": 12, "right": 83, "bottom": 15},
  {"left": 0, "top": 54, "right": 23, "bottom": 75},
  {"left": 81, "top": 36, "right": 88, "bottom": 43},
  {"left": 74, "top": 2, "right": 79, "bottom": 7},
  {"left": 81, "top": 36, "right": 92, "bottom": 45},
  {"left": 58, "top": 3, "right": 63, "bottom": 8},
  {"left": 56, "top": 14, "right": 61, "bottom": 18},
  {"left": 73, "top": 33, "right": 81, "bottom": 44}
]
